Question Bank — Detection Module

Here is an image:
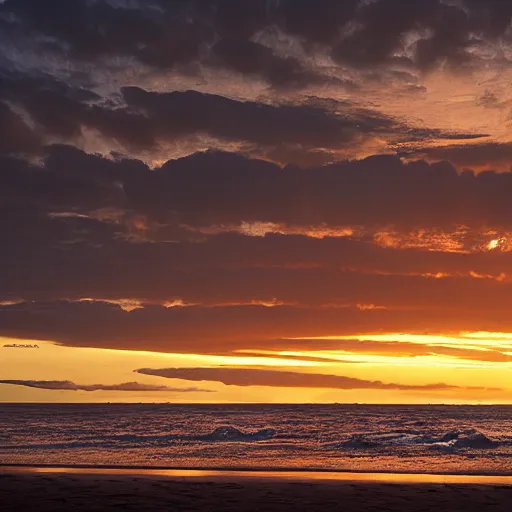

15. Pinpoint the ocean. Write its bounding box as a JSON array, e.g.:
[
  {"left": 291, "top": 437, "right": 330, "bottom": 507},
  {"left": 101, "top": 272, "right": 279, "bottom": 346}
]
[{"left": 1, "top": 404, "right": 511, "bottom": 475}]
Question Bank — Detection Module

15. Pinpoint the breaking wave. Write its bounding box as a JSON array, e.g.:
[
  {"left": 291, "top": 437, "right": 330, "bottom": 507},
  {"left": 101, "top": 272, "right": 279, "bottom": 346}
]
[
  {"left": 201, "top": 426, "right": 276, "bottom": 442},
  {"left": 334, "top": 428, "right": 498, "bottom": 451},
  {"left": 0, "top": 426, "right": 276, "bottom": 451},
  {"left": 429, "top": 429, "right": 497, "bottom": 452}
]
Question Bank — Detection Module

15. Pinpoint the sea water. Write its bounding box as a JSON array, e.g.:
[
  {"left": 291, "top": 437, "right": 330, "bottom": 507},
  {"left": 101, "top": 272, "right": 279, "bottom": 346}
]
[{"left": 1, "top": 404, "right": 511, "bottom": 474}]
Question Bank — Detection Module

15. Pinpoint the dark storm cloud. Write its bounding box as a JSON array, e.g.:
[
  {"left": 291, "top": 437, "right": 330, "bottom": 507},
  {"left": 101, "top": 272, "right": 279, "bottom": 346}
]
[
  {"left": 416, "top": 142, "right": 512, "bottom": 170},
  {"left": 326, "top": 0, "right": 512, "bottom": 71},
  {"left": 275, "top": 0, "right": 359, "bottom": 45},
  {"left": 120, "top": 86, "right": 380, "bottom": 149},
  {"left": 6, "top": 203, "right": 512, "bottom": 310},
  {"left": 0, "top": 70, "right": 101, "bottom": 107},
  {"left": 1, "top": 67, "right": 464, "bottom": 161},
  {"left": 465, "top": 0, "right": 512, "bottom": 37},
  {"left": 120, "top": 87, "right": 484, "bottom": 152},
  {"left": 0, "top": 71, "right": 482, "bottom": 159},
  {"left": 133, "top": 233, "right": 512, "bottom": 277},
  {"left": 0, "top": 71, "right": 159, "bottom": 153},
  {"left": 1, "top": 301, "right": 512, "bottom": 354},
  {"left": 0, "top": 380, "right": 214, "bottom": 392},
  {"left": 209, "top": 0, "right": 350, "bottom": 87},
  {"left": 0, "top": 0, "right": 211, "bottom": 68},
  {"left": 212, "top": 38, "right": 333, "bottom": 89},
  {"left": 11, "top": 147, "right": 510, "bottom": 231},
  {"left": 4, "top": 257, "right": 512, "bottom": 313},
  {"left": 4, "top": 147, "right": 512, "bottom": 315},
  {"left": 334, "top": 0, "right": 475, "bottom": 70},
  {"left": 0, "top": 0, "right": 336, "bottom": 88},
  {"left": 2, "top": 0, "right": 509, "bottom": 77},
  {"left": 145, "top": 152, "right": 512, "bottom": 230},
  {"left": 2, "top": 300, "right": 511, "bottom": 363},
  {"left": 135, "top": 367, "right": 497, "bottom": 392},
  {"left": 6, "top": 147, "right": 512, "bottom": 296}
]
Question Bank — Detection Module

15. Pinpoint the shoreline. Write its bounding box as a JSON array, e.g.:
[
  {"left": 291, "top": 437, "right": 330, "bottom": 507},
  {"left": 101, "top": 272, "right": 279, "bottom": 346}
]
[
  {"left": 2, "top": 465, "right": 512, "bottom": 485},
  {"left": 2, "top": 467, "right": 512, "bottom": 511}
]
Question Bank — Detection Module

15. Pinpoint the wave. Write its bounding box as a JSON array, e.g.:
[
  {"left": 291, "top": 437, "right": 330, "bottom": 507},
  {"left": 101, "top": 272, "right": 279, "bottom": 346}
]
[
  {"left": 334, "top": 429, "right": 497, "bottom": 450},
  {"left": 80, "top": 426, "right": 277, "bottom": 444},
  {"left": 0, "top": 426, "right": 277, "bottom": 451},
  {"left": 108, "top": 426, "right": 276, "bottom": 443},
  {"left": 200, "top": 426, "right": 276, "bottom": 442},
  {"left": 335, "top": 432, "right": 425, "bottom": 449},
  {"left": 1, "top": 426, "right": 502, "bottom": 454},
  {"left": 429, "top": 429, "right": 497, "bottom": 452}
]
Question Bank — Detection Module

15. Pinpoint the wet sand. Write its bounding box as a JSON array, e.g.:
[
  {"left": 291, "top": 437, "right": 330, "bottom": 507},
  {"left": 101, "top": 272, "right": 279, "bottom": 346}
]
[{"left": 1, "top": 467, "right": 512, "bottom": 511}]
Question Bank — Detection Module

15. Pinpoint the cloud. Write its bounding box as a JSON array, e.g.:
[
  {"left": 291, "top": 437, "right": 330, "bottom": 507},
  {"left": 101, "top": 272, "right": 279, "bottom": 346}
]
[
  {"left": 3, "top": 147, "right": 512, "bottom": 347},
  {"left": 1, "top": 74, "right": 476, "bottom": 161},
  {"left": 212, "top": 38, "right": 335, "bottom": 89},
  {"left": 5, "top": 147, "right": 512, "bottom": 236},
  {"left": 0, "top": 63, "right": 486, "bottom": 164},
  {"left": 4, "top": 222, "right": 512, "bottom": 305},
  {"left": 128, "top": 151, "right": 512, "bottom": 230},
  {"left": 414, "top": 142, "right": 512, "bottom": 171},
  {"left": 276, "top": 0, "right": 359, "bottom": 45},
  {"left": 135, "top": 367, "right": 498, "bottom": 392},
  {"left": 329, "top": 0, "right": 512, "bottom": 72},
  {"left": 0, "top": 72, "right": 158, "bottom": 154},
  {"left": 2, "top": 300, "right": 512, "bottom": 354},
  {"left": 1, "top": 1, "right": 512, "bottom": 371},
  {"left": 0, "top": 380, "right": 214, "bottom": 392},
  {"left": 0, "top": 0, "right": 210, "bottom": 67},
  {"left": 120, "top": 87, "right": 482, "bottom": 153},
  {"left": 4, "top": 263, "right": 512, "bottom": 311},
  {"left": 2, "top": 0, "right": 509, "bottom": 77},
  {"left": 2, "top": 299, "right": 511, "bottom": 363},
  {"left": 240, "top": 338, "right": 512, "bottom": 364},
  {"left": 0, "top": 2, "right": 496, "bottom": 162},
  {"left": 0, "top": 101, "right": 39, "bottom": 154},
  {"left": 120, "top": 86, "right": 376, "bottom": 149}
]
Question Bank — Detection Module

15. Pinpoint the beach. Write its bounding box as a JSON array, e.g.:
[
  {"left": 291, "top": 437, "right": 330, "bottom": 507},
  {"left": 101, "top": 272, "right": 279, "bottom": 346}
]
[{"left": 1, "top": 468, "right": 512, "bottom": 511}]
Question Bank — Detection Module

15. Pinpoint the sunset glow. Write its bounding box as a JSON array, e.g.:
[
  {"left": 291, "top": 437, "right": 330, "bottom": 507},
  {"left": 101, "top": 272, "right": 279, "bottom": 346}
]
[{"left": 2, "top": 0, "right": 512, "bottom": 406}]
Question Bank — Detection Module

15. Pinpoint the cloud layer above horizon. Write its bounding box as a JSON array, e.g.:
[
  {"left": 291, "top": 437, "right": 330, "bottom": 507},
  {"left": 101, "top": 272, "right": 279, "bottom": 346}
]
[
  {"left": 135, "top": 368, "right": 500, "bottom": 393},
  {"left": 0, "top": 380, "right": 214, "bottom": 393}
]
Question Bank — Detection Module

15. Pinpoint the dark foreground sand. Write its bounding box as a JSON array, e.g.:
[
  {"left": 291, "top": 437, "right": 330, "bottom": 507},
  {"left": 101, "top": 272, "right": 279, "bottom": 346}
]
[{"left": 1, "top": 469, "right": 512, "bottom": 512}]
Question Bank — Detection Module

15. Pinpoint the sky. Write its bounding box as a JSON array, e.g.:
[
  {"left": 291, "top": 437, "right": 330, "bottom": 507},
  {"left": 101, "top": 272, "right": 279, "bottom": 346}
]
[{"left": 1, "top": 0, "right": 512, "bottom": 404}]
